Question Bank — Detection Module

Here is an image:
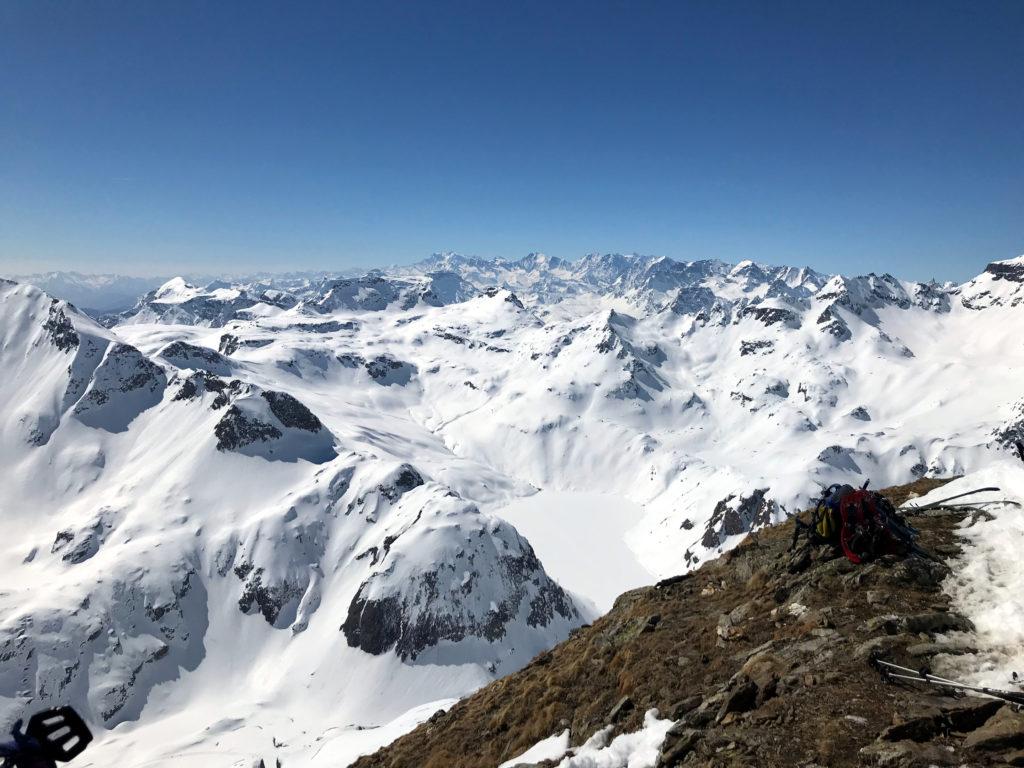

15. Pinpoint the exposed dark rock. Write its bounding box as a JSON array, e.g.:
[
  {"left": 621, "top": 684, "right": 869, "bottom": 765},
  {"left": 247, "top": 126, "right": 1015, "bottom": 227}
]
[
  {"left": 668, "top": 285, "right": 717, "bottom": 316},
  {"left": 659, "top": 725, "right": 701, "bottom": 766},
  {"left": 739, "top": 339, "right": 774, "bottom": 356},
  {"left": 43, "top": 301, "right": 80, "bottom": 352},
  {"left": 985, "top": 260, "right": 1024, "bottom": 283},
  {"left": 236, "top": 565, "right": 305, "bottom": 627},
  {"left": 364, "top": 355, "right": 416, "bottom": 386},
  {"left": 71, "top": 343, "right": 167, "bottom": 431},
  {"left": 218, "top": 333, "right": 274, "bottom": 355},
  {"left": 260, "top": 390, "right": 322, "bottom": 432},
  {"left": 288, "top": 320, "right": 358, "bottom": 333},
  {"left": 901, "top": 612, "right": 974, "bottom": 635},
  {"left": 849, "top": 406, "right": 872, "bottom": 421},
  {"left": 738, "top": 305, "right": 800, "bottom": 328},
  {"left": 159, "top": 340, "right": 231, "bottom": 373},
  {"left": 699, "top": 489, "right": 774, "bottom": 552},
  {"left": 817, "top": 305, "right": 852, "bottom": 341},
  {"left": 483, "top": 286, "right": 526, "bottom": 309},
  {"left": 173, "top": 371, "right": 231, "bottom": 402},
  {"left": 962, "top": 707, "right": 1024, "bottom": 751},
  {"left": 219, "top": 333, "right": 240, "bottom": 356},
  {"left": 341, "top": 530, "right": 578, "bottom": 660},
  {"left": 214, "top": 406, "right": 282, "bottom": 450},
  {"left": 432, "top": 327, "right": 511, "bottom": 353},
  {"left": 50, "top": 519, "right": 107, "bottom": 564}
]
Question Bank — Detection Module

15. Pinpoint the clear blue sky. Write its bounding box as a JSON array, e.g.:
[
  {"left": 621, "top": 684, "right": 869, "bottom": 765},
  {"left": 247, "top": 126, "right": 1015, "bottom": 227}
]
[{"left": 1, "top": 1, "right": 1021, "bottom": 281}]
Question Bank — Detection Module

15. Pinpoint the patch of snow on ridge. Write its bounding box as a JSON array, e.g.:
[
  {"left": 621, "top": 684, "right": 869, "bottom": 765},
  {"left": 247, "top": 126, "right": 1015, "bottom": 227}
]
[
  {"left": 498, "top": 728, "right": 571, "bottom": 768},
  {"left": 915, "top": 462, "right": 1024, "bottom": 690},
  {"left": 501, "top": 709, "right": 674, "bottom": 768}
]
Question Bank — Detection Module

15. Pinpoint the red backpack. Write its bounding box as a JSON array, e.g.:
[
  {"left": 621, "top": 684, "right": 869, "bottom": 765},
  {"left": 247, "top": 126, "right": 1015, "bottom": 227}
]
[{"left": 837, "top": 489, "right": 906, "bottom": 563}]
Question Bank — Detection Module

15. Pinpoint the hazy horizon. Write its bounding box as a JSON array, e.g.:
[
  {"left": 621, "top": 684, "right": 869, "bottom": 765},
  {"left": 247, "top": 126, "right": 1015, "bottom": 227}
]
[{"left": 3, "top": 247, "right": 1021, "bottom": 287}]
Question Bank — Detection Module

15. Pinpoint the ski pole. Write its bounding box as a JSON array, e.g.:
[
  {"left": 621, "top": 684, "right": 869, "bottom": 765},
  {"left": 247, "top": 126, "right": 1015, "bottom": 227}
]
[
  {"left": 878, "top": 659, "right": 973, "bottom": 685},
  {"left": 875, "top": 660, "right": 1024, "bottom": 706}
]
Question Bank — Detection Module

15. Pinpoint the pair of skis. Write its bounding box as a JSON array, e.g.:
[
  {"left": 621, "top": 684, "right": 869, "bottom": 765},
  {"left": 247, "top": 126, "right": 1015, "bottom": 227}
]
[
  {"left": 873, "top": 658, "right": 1024, "bottom": 707},
  {"left": 902, "top": 486, "right": 1020, "bottom": 514}
]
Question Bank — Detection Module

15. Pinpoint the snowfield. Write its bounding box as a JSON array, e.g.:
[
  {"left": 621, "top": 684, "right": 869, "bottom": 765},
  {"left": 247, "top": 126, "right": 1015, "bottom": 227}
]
[
  {"left": 908, "top": 462, "right": 1024, "bottom": 691},
  {"left": 1, "top": 251, "right": 1023, "bottom": 766}
]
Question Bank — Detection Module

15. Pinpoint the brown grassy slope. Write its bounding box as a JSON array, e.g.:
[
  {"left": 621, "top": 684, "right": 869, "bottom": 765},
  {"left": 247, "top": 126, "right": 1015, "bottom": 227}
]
[{"left": 352, "top": 478, "right": 1023, "bottom": 768}]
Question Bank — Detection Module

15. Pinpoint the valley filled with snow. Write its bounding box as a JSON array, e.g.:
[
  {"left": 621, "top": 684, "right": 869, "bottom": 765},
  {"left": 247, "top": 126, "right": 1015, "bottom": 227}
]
[{"left": 2, "top": 251, "right": 1024, "bottom": 766}]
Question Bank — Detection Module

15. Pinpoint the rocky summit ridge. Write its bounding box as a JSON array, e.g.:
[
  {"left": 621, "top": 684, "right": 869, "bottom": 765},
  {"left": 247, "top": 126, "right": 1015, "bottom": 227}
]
[{"left": 352, "top": 479, "right": 1024, "bottom": 768}]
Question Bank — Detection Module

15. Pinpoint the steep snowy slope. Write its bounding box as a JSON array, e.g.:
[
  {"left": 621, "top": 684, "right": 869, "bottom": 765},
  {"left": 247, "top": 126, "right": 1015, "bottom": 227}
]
[
  {"left": 1, "top": 252, "right": 1022, "bottom": 766},
  {"left": 0, "top": 280, "right": 580, "bottom": 766}
]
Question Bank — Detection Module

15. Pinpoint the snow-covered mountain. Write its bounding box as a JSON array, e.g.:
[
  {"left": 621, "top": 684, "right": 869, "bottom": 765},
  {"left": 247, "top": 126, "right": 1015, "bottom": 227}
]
[{"left": 1, "top": 252, "right": 1022, "bottom": 766}]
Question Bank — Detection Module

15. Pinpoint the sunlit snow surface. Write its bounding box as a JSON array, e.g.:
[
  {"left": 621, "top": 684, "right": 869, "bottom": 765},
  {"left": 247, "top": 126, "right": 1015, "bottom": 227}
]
[
  {"left": 497, "top": 492, "right": 653, "bottom": 614},
  {"left": 910, "top": 462, "right": 1024, "bottom": 690}
]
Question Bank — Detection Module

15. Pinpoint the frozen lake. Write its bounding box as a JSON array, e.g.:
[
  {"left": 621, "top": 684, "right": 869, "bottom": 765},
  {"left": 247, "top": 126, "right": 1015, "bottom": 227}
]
[{"left": 497, "top": 491, "right": 655, "bottom": 615}]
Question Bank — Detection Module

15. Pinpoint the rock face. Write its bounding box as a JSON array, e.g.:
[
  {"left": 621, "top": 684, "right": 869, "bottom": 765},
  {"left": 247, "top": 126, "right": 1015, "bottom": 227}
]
[
  {"left": 350, "top": 478, "right": 1024, "bottom": 768},
  {"left": 260, "top": 390, "right": 322, "bottom": 432},
  {"left": 364, "top": 355, "right": 417, "bottom": 386},
  {"left": 342, "top": 494, "right": 580, "bottom": 661},
  {"left": 212, "top": 385, "right": 335, "bottom": 462},
  {"left": 695, "top": 489, "right": 775, "bottom": 555},
  {"left": 43, "top": 300, "right": 81, "bottom": 352},
  {"left": 738, "top": 305, "right": 801, "bottom": 329},
  {"left": 158, "top": 340, "right": 233, "bottom": 375},
  {"left": 215, "top": 405, "right": 284, "bottom": 450},
  {"left": 984, "top": 259, "right": 1024, "bottom": 283},
  {"left": 72, "top": 343, "right": 167, "bottom": 432},
  {"left": 116, "top": 277, "right": 301, "bottom": 326}
]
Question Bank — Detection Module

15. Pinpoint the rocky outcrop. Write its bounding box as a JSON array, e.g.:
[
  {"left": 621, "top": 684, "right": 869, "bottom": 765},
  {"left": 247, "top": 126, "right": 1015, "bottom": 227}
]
[
  {"left": 698, "top": 488, "right": 775, "bottom": 552},
  {"left": 346, "top": 464, "right": 424, "bottom": 516},
  {"left": 306, "top": 271, "right": 476, "bottom": 313},
  {"left": 342, "top": 515, "right": 580, "bottom": 661},
  {"left": 72, "top": 343, "right": 167, "bottom": 432},
  {"left": 212, "top": 386, "right": 335, "bottom": 462},
  {"left": 738, "top": 305, "right": 801, "bottom": 329},
  {"left": 214, "top": 406, "right": 282, "bottom": 450},
  {"left": 218, "top": 333, "right": 274, "bottom": 355},
  {"left": 351, "top": 478, "right": 1024, "bottom": 768},
  {"left": 233, "top": 562, "right": 307, "bottom": 627},
  {"left": 739, "top": 339, "right": 774, "bottom": 356},
  {"left": 158, "top": 340, "right": 232, "bottom": 375},
  {"left": 984, "top": 259, "right": 1024, "bottom": 283},
  {"left": 43, "top": 300, "right": 80, "bottom": 352},
  {"left": 993, "top": 398, "right": 1024, "bottom": 452},
  {"left": 260, "top": 390, "right": 322, "bottom": 431},
  {"left": 0, "top": 560, "right": 206, "bottom": 727},
  {"left": 817, "top": 305, "right": 853, "bottom": 341},
  {"left": 364, "top": 355, "right": 417, "bottom": 386}
]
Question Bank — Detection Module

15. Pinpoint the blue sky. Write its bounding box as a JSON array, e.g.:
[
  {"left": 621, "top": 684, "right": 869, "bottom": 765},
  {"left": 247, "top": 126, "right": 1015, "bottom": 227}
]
[{"left": 1, "top": 1, "right": 1021, "bottom": 281}]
